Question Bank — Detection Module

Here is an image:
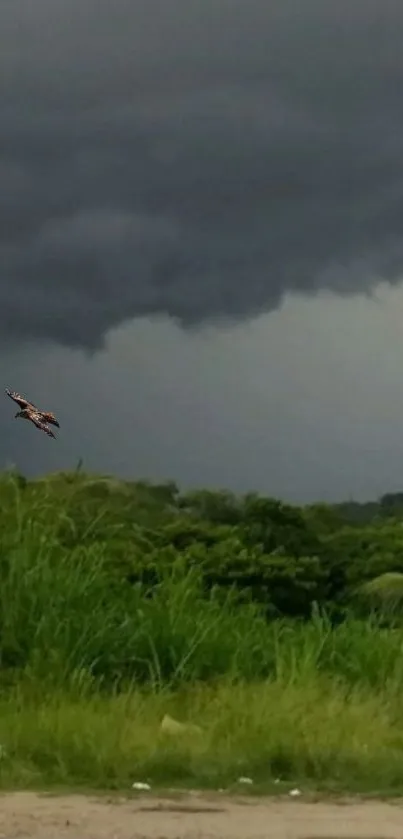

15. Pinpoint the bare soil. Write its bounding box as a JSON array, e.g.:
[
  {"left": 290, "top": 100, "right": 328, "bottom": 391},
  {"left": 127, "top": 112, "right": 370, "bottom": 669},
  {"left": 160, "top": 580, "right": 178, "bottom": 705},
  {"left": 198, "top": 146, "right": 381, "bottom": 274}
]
[{"left": 1, "top": 792, "right": 403, "bottom": 839}]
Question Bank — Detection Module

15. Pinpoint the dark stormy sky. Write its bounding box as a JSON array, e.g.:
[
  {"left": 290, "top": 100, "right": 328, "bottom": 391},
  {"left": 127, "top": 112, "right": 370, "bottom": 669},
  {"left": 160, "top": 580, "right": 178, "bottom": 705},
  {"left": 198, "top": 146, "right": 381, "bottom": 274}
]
[{"left": 2, "top": 0, "right": 403, "bottom": 502}]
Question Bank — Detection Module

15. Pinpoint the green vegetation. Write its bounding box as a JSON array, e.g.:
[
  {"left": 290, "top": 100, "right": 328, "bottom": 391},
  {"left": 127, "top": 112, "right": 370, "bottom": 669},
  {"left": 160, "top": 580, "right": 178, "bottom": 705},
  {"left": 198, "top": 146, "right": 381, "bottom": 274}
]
[{"left": 2, "top": 468, "right": 403, "bottom": 792}]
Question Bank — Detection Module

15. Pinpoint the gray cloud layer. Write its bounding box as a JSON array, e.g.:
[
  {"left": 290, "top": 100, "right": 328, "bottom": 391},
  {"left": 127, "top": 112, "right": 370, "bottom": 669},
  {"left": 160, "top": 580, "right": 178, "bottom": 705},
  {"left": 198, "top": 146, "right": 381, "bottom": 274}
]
[{"left": 2, "top": 0, "right": 403, "bottom": 349}]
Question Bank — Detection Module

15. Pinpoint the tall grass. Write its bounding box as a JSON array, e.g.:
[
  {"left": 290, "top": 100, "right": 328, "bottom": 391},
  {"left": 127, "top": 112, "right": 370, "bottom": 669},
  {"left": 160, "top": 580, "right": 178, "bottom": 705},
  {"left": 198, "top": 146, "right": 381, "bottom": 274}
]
[
  {"left": 1, "top": 472, "right": 403, "bottom": 791},
  {"left": 2, "top": 677, "right": 403, "bottom": 792},
  {"left": 3, "top": 522, "right": 403, "bottom": 694}
]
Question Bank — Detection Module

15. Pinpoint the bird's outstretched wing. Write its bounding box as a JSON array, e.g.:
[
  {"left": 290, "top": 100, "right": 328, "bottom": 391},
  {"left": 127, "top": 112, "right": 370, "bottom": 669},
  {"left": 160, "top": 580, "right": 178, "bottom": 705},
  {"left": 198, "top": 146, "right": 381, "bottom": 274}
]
[
  {"left": 30, "top": 412, "right": 56, "bottom": 439},
  {"left": 5, "top": 388, "right": 37, "bottom": 411}
]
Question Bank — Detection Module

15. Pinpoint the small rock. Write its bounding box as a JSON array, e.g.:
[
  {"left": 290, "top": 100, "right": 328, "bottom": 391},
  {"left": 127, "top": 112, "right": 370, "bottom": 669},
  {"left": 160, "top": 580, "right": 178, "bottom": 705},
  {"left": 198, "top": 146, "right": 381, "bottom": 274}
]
[
  {"left": 289, "top": 788, "right": 301, "bottom": 797},
  {"left": 160, "top": 714, "right": 203, "bottom": 736},
  {"left": 237, "top": 776, "right": 253, "bottom": 784},
  {"left": 132, "top": 782, "right": 151, "bottom": 791}
]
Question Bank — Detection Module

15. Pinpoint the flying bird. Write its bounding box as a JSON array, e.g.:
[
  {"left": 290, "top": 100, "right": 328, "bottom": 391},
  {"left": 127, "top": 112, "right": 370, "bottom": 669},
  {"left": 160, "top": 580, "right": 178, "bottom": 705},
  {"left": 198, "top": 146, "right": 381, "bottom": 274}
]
[{"left": 5, "top": 388, "right": 60, "bottom": 439}]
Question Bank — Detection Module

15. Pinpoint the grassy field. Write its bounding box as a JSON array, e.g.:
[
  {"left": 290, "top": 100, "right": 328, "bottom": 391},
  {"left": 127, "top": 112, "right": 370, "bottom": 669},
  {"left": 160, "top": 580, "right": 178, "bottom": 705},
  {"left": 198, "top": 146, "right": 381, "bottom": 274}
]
[
  {"left": 1, "top": 471, "right": 403, "bottom": 792},
  {"left": 3, "top": 676, "right": 403, "bottom": 793}
]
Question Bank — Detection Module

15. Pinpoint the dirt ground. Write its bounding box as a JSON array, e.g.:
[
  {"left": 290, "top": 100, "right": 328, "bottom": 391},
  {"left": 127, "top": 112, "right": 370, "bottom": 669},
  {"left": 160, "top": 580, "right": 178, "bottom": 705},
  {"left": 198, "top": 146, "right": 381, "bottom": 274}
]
[{"left": 1, "top": 792, "right": 403, "bottom": 839}]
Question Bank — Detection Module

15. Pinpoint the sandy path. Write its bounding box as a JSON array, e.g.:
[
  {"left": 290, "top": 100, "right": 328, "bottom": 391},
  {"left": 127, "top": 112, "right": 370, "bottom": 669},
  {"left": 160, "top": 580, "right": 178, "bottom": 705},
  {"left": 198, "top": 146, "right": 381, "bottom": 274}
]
[{"left": 1, "top": 792, "right": 403, "bottom": 839}]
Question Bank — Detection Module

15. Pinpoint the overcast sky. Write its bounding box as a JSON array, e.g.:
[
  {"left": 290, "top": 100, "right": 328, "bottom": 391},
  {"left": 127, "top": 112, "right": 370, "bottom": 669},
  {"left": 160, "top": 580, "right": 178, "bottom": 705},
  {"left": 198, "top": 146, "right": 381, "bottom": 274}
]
[{"left": 2, "top": 0, "right": 403, "bottom": 502}]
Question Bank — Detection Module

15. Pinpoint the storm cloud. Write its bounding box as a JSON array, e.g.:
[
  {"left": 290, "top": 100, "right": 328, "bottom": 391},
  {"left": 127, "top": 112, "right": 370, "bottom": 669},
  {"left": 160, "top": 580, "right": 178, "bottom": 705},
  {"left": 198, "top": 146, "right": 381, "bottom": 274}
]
[{"left": 2, "top": 0, "right": 403, "bottom": 349}]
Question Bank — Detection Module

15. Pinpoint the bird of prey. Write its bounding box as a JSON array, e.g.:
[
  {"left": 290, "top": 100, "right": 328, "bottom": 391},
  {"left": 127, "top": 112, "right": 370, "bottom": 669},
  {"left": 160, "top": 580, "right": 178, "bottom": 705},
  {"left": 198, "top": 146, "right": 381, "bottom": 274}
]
[{"left": 5, "top": 388, "right": 60, "bottom": 439}]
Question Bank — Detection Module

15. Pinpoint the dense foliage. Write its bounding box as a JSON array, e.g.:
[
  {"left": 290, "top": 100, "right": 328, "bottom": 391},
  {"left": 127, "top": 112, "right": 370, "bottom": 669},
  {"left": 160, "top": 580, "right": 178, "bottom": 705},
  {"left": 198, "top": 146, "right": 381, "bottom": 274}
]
[
  {"left": 3, "top": 468, "right": 403, "bottom": 790},
  {"left": 3, "top": 469, "right": 403, "bottom": 613},
  {"left": 2, "top": 467, "right": 403, "bottom": 690}
]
